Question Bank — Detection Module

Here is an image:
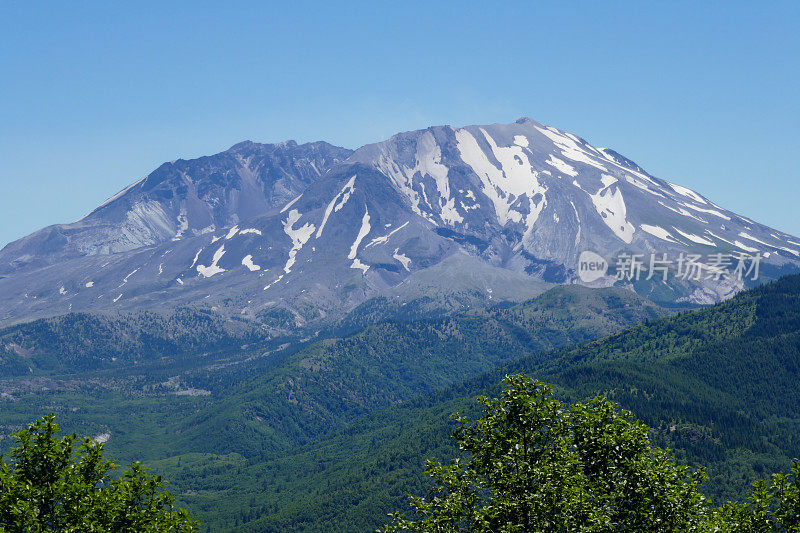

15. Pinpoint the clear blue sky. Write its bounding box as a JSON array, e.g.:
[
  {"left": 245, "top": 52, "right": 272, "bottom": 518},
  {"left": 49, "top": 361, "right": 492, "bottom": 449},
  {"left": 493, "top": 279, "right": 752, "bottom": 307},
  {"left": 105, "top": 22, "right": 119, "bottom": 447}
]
[{"left": 1, "top": 1, "right": 798, "bottom": 248}]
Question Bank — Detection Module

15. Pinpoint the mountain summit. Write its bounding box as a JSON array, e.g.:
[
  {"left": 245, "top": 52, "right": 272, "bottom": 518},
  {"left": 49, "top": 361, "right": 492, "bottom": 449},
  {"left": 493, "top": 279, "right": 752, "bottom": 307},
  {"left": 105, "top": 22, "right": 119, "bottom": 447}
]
[{"left": 1, "top": 118, "right": 798, "bottom": 327}]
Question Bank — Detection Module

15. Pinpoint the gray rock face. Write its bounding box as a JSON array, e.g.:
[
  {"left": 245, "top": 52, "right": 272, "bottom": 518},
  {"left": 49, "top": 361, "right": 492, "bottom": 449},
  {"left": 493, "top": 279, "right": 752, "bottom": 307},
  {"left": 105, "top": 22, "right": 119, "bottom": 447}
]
[
  {"left": 1, "top": 118, "right": 798, "bottom": 327},
  {"left": 0, "top": 140, "right": 351, "bottom": 273}
]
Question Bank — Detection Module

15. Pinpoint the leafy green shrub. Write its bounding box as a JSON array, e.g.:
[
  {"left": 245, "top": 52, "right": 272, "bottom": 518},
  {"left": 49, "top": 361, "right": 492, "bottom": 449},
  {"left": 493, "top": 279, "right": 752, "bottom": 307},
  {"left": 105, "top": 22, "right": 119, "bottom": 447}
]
[
  {"left": 0, "top": 414, "right": 197, "bottom": 532},
  {"left": 384, "top": 375, "right": 800, "bottom": 532}
]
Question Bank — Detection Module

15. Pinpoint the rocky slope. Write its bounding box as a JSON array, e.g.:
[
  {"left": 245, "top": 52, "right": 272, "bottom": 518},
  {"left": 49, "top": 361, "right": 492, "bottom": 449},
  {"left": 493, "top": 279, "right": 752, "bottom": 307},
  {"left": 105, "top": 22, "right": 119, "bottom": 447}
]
[{"left": 1, "top": 117, "right": 798, "bottom": 327}]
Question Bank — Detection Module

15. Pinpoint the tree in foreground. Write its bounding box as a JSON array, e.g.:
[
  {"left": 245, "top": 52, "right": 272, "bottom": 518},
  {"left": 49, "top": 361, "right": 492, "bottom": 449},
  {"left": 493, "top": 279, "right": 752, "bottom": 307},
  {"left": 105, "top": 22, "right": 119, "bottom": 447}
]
[
  {"left": 383, "top": 375, "right": 800, "bottom": 532},
  {"left": 0, "top": 414, "right": 197, "bottom": 532},
  {"left": 383, "top": 375, "right": 710, "bottom": 532},
  {"left": 712, "top": 459, "right": 800, "bottom": 532}
]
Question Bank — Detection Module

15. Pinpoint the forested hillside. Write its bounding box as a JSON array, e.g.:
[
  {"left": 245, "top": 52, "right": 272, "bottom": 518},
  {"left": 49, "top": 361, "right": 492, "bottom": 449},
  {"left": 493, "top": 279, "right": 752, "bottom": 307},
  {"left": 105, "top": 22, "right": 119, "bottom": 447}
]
[
  {"left": 148, "top": 274, "right": 800, "bottom": 531},
  {"left": 164, "top": 285, "right": 669, "bottom": 456},
  {"left": 0, "top": 285, "right": 671, "bottom": 530},
  {"left": 0, "top": 308, "right": 270, "bottom": 374},
  {"left": 3, "top": 276, "right": 799, "bottom": 531}
]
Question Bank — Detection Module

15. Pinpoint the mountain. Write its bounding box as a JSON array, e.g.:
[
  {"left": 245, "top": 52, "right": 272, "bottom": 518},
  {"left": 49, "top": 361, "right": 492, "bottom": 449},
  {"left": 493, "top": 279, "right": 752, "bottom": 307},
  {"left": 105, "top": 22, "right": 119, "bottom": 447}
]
[
  {"left": 3, "top": 254, "right": 799, "bottom": 531},
  {"left": 1, "top": 118, "right": 798, "bottom": 327},
  {"left": 350, "top": 118, "right": 800, "bottom": 299},
  {"left": 164, "top": 285, "right": 670, "bottom": 456},
  {"left": 0, "top": 140, "right": 352, "bottom": 269}
]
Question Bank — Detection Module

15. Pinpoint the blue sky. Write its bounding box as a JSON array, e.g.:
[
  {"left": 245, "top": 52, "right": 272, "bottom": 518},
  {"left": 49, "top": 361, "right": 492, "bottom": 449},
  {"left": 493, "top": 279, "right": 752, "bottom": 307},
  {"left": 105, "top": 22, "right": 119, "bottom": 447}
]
[{"left": 1, "top": 1, "right": 798, "bottom": 248}]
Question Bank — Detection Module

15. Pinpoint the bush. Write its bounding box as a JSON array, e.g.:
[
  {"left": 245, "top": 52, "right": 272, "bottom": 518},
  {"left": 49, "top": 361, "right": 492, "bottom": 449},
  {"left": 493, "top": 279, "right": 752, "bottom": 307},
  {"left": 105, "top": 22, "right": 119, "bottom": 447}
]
[
  {"left": 383, "top": 375, "right": 800, "bottom": 532},
  {"left": 0, "top": 414, "right": 197, "bottom": 532}
]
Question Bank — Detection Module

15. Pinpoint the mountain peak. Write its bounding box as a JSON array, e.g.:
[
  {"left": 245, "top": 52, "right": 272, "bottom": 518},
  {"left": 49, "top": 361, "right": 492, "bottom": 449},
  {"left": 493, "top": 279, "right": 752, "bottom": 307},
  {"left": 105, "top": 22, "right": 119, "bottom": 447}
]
[
  {"left": 1, "top": 117, "right": 798, "bottom": 327},
  {"left": 227, "top": 139, "right": 300, "bottom": 152}
]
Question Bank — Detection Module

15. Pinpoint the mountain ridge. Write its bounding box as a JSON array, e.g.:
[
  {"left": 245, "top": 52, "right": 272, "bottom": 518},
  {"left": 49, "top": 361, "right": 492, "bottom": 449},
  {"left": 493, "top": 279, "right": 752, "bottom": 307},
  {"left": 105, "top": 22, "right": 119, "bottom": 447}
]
[{"left": 1, "top": 117, "right": 798, "bottom": 327}]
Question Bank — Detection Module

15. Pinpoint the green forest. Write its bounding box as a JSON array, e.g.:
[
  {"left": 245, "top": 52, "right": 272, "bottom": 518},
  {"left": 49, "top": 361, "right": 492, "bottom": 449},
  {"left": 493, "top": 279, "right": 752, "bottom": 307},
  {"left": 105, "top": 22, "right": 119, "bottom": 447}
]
[{"left": 1, "top": 275, "right": 800, "bottom": 531}]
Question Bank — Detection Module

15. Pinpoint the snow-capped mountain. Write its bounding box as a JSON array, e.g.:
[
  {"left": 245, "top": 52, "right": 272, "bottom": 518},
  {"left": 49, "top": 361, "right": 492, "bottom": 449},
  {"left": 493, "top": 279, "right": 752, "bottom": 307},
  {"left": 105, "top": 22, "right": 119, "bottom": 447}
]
[
  {"left": 1, "top": 117, "right": 798, "bottom": 327},
  {"left": 350, "top": 118, "right": 800, "bottom": 300}
]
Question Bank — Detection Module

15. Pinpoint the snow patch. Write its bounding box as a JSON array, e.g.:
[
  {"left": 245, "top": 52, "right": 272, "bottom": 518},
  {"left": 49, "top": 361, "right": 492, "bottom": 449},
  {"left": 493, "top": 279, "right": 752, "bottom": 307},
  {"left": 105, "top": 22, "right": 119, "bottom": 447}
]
[
  {"left": 173, "top": 209, "right": 189, "bottom": 241},
  {"left": 280, "top": 194, "right": 303, "bottom": 214},
  {"left": 674, "top": 228, "right": 715, "bottom": 246},
  {"left": 225, "top": 225, "right": 240, "bottom": 240},
  {"left": 242, "top": 255, "right": 261, "bottom": 271},
  {"left": 283, "top": 209, "right": 316, "bottom": 273},
  {"left": 366, "top": 221, "right": 409, "bottom": 248},
  {"left": 597, "top": 149, "right": 661, "bottom": 187},
  {"left": 455, "top": 128, "right": 547, "bottom": 236},
  {"left": 393, "top": 248, "right": 411, "bottom": 271},
  {"left": 739, "top": 232, "right": 800, "bottom": 256},
  {"left": 569, "top": 201, "right": 581, "bottom": 246},
  {"left": 668, "top": 182, "right": 707, "bottom": 204},
  {"left": 588, "top": 178, "right": 635, "bottom": 244},
  {"left": 738, "top": 232, "right": 772, "bottom": 248},
  {"left": 416, "top": 131, "right": 462, "bottom": 225},
  {"left": 348, "top": 207, "right": 372, "bottom": 260},
  {"left": 239, "top": 228, "right": 262, "bottom": 236},
  {"left": 460, "top": 200, "right": 480, "bottom": 212},
  {"left": 600, "top": 174, "right": 618, "bottom": 187},
  {"left": 190, "top": 249, "right": 203, "bottom": 269},
  {"left": 264, "top": 274, "right": 284, "bottom": 290},
  {"left": 733, "top": 240, "right": 759, "bottom": 253},
  {"left": 535, "top": 126, "right": 608, "bottom": 171},
  {"left": 546, "top": 155, "right": 578, "bottom": 177},
  {"left": 197, "top": 245, "right": 227, "bottom": 278},
  {"left": 350, "top": 258, "right": 370, "bottom": 273},
  {"left": 317, "top": 175, "right": 356, "bottom": 238},
  {"left": 681, "top": 203, "right": 731, "bottom": 221},
  {"left": 705, "top": 230, "right": 742, "bottom": 249},
  {"left": 624, "top": 176, "right": 666, "bottom": 198},
  {"left": 658, "top": 201, "right": 707, "bottom": 223},
  {"left": 122, "top": 268, "right": 139, "bottom": 284},
  {"left": 640, "top": 224, "right": 678, "bottom": 243},
  {"left": 375, "top": 132, "right": 461, "bottom": 225}
]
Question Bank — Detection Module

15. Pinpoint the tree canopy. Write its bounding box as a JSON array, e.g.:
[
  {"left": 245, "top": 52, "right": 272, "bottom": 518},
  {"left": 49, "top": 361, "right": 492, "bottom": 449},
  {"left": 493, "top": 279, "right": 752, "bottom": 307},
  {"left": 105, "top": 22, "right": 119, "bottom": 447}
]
[
  {"left": 0, "top": 414, "right": 197, "bottom": 532},
  {"left": 383, "top": 375, "right": 800, "bottom": 532}
]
